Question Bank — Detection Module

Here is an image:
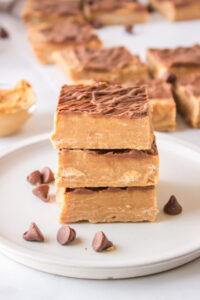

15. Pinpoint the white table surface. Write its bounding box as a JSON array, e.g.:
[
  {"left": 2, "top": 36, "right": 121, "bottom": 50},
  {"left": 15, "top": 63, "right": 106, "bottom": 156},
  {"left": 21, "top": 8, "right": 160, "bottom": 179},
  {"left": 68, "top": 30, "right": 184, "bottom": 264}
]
[{"left": 0, "top": 6, "right": 200, "bottom": 300}]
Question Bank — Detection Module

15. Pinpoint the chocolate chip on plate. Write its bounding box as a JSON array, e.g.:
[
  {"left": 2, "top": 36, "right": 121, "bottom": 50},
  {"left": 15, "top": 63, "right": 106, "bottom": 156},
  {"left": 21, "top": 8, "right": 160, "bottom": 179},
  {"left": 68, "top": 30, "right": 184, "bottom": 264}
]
[
  {"left": 27, "top": 170, "right": 42, "bottom": 185},
  {"left": 57, "top": 225, "right": 76, "bottom": 245},
  {"left": 162, "top": 71, "right": 177, "bottom": 84},
  {"left": 32, "top": 184, "right": 50, "bottom": 202},
  {"left": 91, "top": 20, "right": 103, "bottom": 29},
  {"left": 0, "top": 27, "right": 9, "bottom": 38},
  {"left": 164, "top": 195, "right": 182, "bottom": 215},
  {"left": 41, "top": 167, "right": 54, "bottom": 184},
  {"left": 23, "top": 222, "right": 44, "bottom": 242},
  {"left": 125, "top": 25, "right": 133, "bottom": 34},
  {"left": 92, "top": 231, "right": 113, "bottom": 252}
]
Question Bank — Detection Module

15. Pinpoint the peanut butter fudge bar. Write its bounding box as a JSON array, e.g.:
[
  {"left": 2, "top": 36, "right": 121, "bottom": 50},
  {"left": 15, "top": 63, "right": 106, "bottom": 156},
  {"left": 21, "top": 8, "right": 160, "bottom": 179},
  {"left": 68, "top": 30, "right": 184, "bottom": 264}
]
[
  {"left": 26, "top": 19, "right": 101, "bottom": 64},
  {"left": 56, "top": 140, "right": 159, "bottom": 188},
  {"left": 51, "top": 82, "right": 153, "bottom": 150},
  {"left": 147, "top": 45, "right": 200, "bottom": 79},
  {"left": 57, "top": 186, "right": 158, "bottom": 223},
  {"left": 125, "top": 79, "right": 176, "bottom": 131},
  {"left": 83, "top": 0, "right": 148, "bottom": 25},
  {"left": 149, "top": 0, "right": 200, "bottom": 21},
  {"left": 53, "top": 46, "right": 147, "bottom": 84},
  {"left": 22, "top": 0, "right": 83, "bottom": 23},
  {"left": 174, "top": 75, "right": 200, "bottom": 127}
]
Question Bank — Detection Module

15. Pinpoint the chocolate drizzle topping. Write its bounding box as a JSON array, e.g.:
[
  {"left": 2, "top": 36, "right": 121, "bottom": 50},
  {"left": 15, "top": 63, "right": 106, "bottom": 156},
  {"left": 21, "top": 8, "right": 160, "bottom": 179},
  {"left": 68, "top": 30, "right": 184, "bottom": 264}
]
[
  {"left": 149, "top": 45, "right": 200, "bottom": 68},
  {"left": 41, "top": 19, "right": 98, "bottom": 44},
  {"left": 71, "top": 46, "right": 137, "bottom": 71},
  {"left": 57, "top": 82, "right": 149, "bottom": 119},
  {"left": 31, "top": 0, "right": 81, "bottom": 16}
]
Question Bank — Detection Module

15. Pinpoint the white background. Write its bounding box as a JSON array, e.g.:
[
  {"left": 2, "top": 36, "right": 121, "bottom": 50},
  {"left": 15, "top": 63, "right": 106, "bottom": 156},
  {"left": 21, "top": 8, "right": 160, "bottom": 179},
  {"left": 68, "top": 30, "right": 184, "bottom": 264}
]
[{"left": 0, "top": 2, "right": 200, "bottom": 299}]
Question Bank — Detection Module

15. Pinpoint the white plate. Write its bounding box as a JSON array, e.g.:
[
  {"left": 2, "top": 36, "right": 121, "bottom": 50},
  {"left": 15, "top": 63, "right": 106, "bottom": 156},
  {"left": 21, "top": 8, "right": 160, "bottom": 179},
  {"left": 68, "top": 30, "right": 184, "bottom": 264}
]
[{"left": 0, "top": 133, "right": 199, "bottom": 279}]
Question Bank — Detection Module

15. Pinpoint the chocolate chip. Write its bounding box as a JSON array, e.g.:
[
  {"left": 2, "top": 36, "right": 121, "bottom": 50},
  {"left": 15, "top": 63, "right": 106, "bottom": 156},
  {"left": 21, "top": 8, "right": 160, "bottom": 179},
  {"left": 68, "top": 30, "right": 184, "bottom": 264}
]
[
  {"left": 41, "top": 167, "right": 54, "bottom": 184},
  {"left": 27, "top": 170, "right": 42, "bottom": 185},
  {"left": 91, "top": 20, "right": 103, "bottom": 29},
  {"left": 0, "top": 27, "right": 9, "bottom": 38},
  {"left": 162, "top": 71, "right": 177, "bottom": 84},
  {"left": 125, "top": 25, "right": 133, "bottom": 34},
  {"left": 23, "top": 222, "right": 44, "bottom": 242},
  {"left": 92, "top": 231, "right": 113, "bottom": 252},
  {"left": 57, "top": 225, "right": 76, "bottom": 245},
  {"left": 147, "top": 4, "right": 154, "bottom": 12},
  {"left": 32, "top": 184, "right": 50, "bottom": 202},
  {"left": 164, "top": 195, "right": 182, "bottom": 215}
]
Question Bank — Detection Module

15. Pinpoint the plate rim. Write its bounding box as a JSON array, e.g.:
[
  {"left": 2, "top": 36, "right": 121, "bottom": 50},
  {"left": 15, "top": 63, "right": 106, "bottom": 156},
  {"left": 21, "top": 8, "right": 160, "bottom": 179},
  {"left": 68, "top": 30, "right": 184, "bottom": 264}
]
[{"left": 0, "top": 132, "right": 200, "bottom": 270}]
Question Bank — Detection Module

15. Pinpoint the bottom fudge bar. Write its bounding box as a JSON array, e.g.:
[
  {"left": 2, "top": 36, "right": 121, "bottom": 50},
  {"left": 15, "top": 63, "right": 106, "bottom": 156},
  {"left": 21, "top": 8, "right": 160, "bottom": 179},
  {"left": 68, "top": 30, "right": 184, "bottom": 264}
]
[
  {"left": 56, "top": 140, "right": 159, "bottom": 188},
  {"left": 174, "top": 75, "right": 200, "bottom": 128},
  {"left": 125, "top": 79, "right": 176, "bottom": 131},
  {"left": 57, "top": 186, "right": 158, "bottom": 223}
]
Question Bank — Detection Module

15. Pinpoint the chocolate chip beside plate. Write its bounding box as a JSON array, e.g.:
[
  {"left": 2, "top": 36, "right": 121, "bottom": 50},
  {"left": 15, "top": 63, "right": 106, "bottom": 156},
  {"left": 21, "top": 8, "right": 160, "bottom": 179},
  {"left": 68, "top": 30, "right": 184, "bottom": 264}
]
[
  {"left": 23, "top": 222, "right": 44, "bottom": 242},
  {"left": 32, "top": 184, "right": 50, "bottom": 202},
  {"left": 162, "top": 71, "right": 177, "bottom": 84},
  {"left": 92, "top": 231, "right": 113, "bottom": 252},
  {"left": 41, "top": 167, "right": 54, "bottom": 184},
  {"left": 0, "top": 27, "right": 9, "bottom": 38},
  {"left": 164, "top": 195, "right": 182, "bottom": 215},
  {"left": 57, "top": 225, "right": 76, "bottom": 245},
  {"left": 27, "top": 170, "right": 42, "bottom": 185},
  {"left": 125, "top": 25, "right": 133, "bottom": 34}
]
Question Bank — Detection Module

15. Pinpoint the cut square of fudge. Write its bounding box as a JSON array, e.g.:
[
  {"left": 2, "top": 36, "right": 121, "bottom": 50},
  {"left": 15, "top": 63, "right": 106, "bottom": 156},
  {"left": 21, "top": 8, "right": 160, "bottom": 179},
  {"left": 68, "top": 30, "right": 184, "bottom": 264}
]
[
  {"left": 50, "top": 82, "right": 154, "bottom": 150},
  {"left": 173, "top": 75, "right": 200, "bottom": 127},
  {"left": 56, "top": 139, "right": 159, "bottom": 188},
  {"left": 22, "top": 0, "right": 83, "bottom": 23},
  {"left": 26, "top": 19, "right": 101, "bottom": 64},
  {"left": 147, "top": 45, "right": 200, "bottom": 79},
  {"left": 53, "top": 46, "right": 148, "bottom": 84},
  {"left": 57, "top": 186, "right": 158, "bottom": 223},
  {"left": 83, "top": 0, "right": 148, "bottom": 25},
  {"left": 125, "top": 79, "right": 176, "bottom": 131},
  {"left": 149, "top": 0, "right": 200, "bottom": 21}
]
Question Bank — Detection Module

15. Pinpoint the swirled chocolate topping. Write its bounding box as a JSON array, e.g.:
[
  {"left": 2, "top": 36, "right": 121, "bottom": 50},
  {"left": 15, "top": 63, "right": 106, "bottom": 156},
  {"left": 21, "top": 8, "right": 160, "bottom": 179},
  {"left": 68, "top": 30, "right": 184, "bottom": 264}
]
[
  {"left": 65, "top": 186, "right": 154, "bottom": 194},
  {"left": 41, "top": 19, "right": 98, "bottom": 44},
  {"left": 57, "top": 82, "right": 149, "bottom": 119},
  {"left": 84, "top": 0, "right": 146, "bottom": 12},
  {"left": 177, "top": 74, "right": 200, "bottom": 97},
  {"left": 31, "top": 0, "right": 81, "bottom": 17},
  {"left": 71, "top": 46, "right": 137, "bottom": 71},
  {"left": 124, "top": 79, "right": 172, "bottom": 99},
  {"left": 157, "top": 0, "right": 200, "bottom": 7},
  {"left": 148, "top": 45, "right": 200, "bottom": 67}
]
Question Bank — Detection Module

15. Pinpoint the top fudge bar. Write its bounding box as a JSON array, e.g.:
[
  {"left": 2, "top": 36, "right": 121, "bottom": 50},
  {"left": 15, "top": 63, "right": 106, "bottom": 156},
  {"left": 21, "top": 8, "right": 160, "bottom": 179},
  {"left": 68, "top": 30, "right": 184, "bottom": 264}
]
[
  {"left": 149, "top": 0, "right": 200, "bottom": 21},
  {"left": 147, "top": 45, "right": 200, "bottom": 78},
  {"left": 22, "top": 0, "right": 83, "bottom": 23},
  {"left": 83, "top": 0, "right": 148, "bottom": 25},
  {"left": 51, "top": 82, "right": 153, "bottom": 150}
]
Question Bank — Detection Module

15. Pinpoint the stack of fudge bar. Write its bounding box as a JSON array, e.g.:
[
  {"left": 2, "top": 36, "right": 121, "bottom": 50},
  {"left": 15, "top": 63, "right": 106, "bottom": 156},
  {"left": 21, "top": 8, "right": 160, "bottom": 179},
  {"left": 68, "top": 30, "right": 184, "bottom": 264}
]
[{"left": 51, "top": 82, "right": 159, "bottom": 223}]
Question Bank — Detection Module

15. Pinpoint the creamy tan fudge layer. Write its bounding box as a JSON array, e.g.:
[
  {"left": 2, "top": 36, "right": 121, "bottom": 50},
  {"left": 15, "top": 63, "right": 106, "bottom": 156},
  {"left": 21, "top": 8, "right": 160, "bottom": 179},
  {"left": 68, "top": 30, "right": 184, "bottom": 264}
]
[
  {"left": 51, "top": 82, "right": 153, "bottom": 150},
  {"left": 83, "top": 0, "right": 148, "bottom": 25},
  {"left": 56, "top": 140, "right": 159, "bottom": 188},
  {"left": 26, "top": 19, "right": 101, "bottom": 64},
  {"left": 57, "top": 186, "right": 158, "bottom": 223},
  {"left": 147, "top": 45, "right": 200, "bottom": 79},
  {"left": 0, "top": 80, "right": 35, "bottom": 137},
  {"left": 149, "top": 0, "right": 200, "bottom": 21},
  {"left": 22, "top": 0, "right": 83, "bottom": 23},
  {"left": 174, "top": 75, "right": 200, "bottom": 127},
  {"left": 125, "top": 79, "right": 176, "bottom": 131},
  {"left": 53, "top": 46, "right": 147, "bottom": 84}
]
